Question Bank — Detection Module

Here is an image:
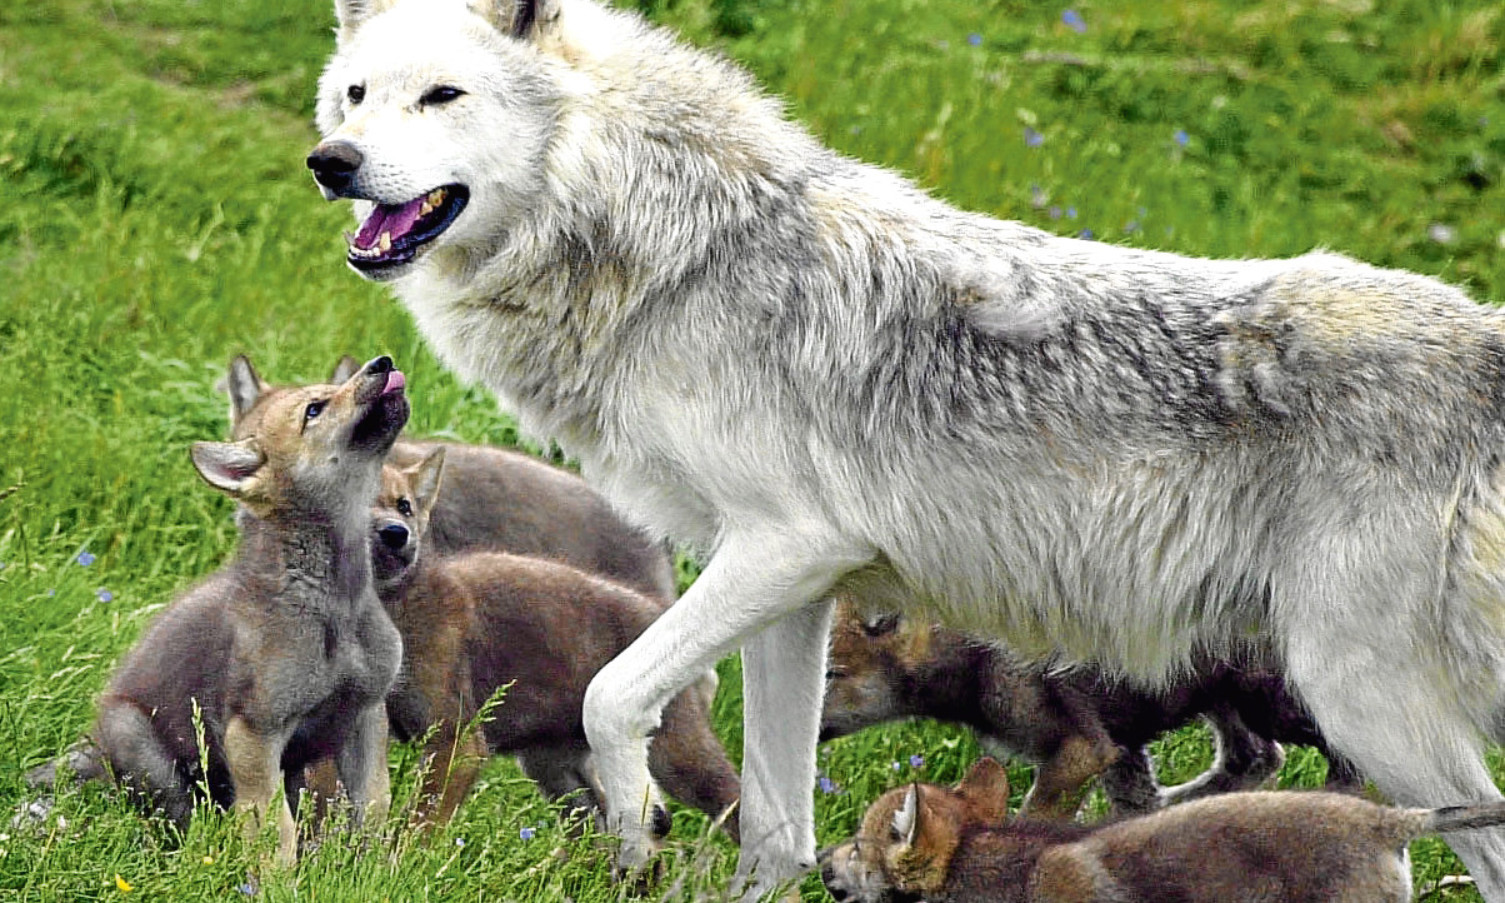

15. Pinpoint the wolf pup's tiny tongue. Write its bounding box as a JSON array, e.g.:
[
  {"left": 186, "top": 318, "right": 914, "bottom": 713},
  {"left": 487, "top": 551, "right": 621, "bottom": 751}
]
[
  {"left": 355, "top": 199, "right": 426, "bottom": 251},
  {"left": 382, "top": 371, "right": 406, "bottom": 395}
]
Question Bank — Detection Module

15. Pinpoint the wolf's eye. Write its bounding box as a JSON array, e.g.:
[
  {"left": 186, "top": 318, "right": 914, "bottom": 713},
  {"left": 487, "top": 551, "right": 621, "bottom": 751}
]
[
  {"left": 397, "top": 498, "right": 414, "bottom": 517},
  {"left": 304, "top": 400, "right": 327, "bottom": 421},
  {"left": 347, "top": 84, "right": 365, "bottom": 105},
  {"left": 420, "top": 85, "right": 466, "bottom": 106}
]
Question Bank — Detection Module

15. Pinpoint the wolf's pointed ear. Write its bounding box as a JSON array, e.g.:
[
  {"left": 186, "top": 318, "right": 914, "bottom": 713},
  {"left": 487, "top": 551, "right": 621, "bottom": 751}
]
[
  {"left": 334, "top": 0, "right": 402, "bottom": 43},
  {"left": 406, "top": 447, "right": 447, "bottom": 520},
  {"left": 224, "top": 355, "right": 270, "bottom": 428},
  {"left": 891, "top": 784, "right": 920, "bottom": 846},
  {"left": 956, "top": 757, "right": 1011, "bottom": 822},
  {"left": 191, "top": 439, "right": 265, "bottom": 497},
  {"left": 330, "top": 355, "right": 362, "bottom": 384},
  {"left": 472, "top": 0, "right": 562, "bottom": 40}
]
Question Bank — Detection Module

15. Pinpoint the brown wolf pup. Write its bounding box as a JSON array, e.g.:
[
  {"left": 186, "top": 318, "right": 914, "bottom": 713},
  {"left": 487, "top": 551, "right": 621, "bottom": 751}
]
[
  {"left": 822, "top": 757, "right": 1505, "bottom": 903},
  {"left": 90, "top": 356, "right": 408, "bottom": 864},
  {"left": 224, "top": 354, "right": 675, "bottom": 601},
  {"left": 361, "top": 450, "right": 740, "bottom": 838},
  {"left": 822, "top": 602, "right": 1359, "bottom": 818}
]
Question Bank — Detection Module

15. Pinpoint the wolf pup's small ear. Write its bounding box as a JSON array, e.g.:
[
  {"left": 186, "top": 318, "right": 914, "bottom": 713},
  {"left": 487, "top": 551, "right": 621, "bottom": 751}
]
[
  {"left": 191, "top": 439, "right": 265, "bottom": 497},
  {"left": 956, "top": 757, "right": 1011, "bottom": 822},
  {"left": 224, "top": 355, "right": 270, "bottom": 428},
  {"left": 473, "top": 0, "right": 561, "bottom": 40},
  {"left": 891, "top": 785, "right": 920, "bottom": 846},
  {"left": 407, "top": 447, "right": 447, "bottom": 520},
  {"left": 334, "top": 0, "right": 402, "bottom": 43},
  {"left": 330, "top": 355, "right": 362, "bottom": 384}
]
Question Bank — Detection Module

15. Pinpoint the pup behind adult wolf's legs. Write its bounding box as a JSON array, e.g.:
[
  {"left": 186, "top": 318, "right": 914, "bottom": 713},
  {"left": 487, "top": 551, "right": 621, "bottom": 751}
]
[
  {"left": 821, "top": 602, "right": 1359, "bottom": 817},
  {"left": 822, "top": 757, "right": 1505, "bottom": 903},
  {"left": 92, "top": 357, "right": 407, "bottom": 863},
  {"left": 311, "top": 0, "right": 1505, "bottom": 895},
  {"left": 366, "top": 450, "right": 740, "bottom": 838}
]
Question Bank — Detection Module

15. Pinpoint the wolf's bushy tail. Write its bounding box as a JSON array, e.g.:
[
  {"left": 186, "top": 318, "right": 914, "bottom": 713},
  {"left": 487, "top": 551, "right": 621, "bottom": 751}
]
[{"left": 1424, "top": 802, "right": 1505, "bottom": 834}]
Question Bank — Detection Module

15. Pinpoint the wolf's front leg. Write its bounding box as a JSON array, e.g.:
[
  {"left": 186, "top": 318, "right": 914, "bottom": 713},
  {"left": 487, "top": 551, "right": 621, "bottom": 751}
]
[
  {"left": 336, "top": 703, "right": 391, "bottom": 829},
  {"left": 224, "top": 717, "right": 297, "bottom": 866},
  {"left": 583, "top": 527, "right": 868, "bottom": 885},
  {"left": 736, "top": 598, "right": 835, "bottom": 900}
]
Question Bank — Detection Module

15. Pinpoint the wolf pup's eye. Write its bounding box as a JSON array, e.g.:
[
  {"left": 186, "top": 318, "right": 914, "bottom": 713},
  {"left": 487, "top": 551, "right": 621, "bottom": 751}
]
[
  {"left": 420, "top": 85, "right": 466, "bottom": 106},
  {"left": 304, "top": 400, "right": 327, "bottom": 421},
  {"left": 397, "top": 498, "right": 414, "bottom": 517},
  {"left": 347, "top": 84, "right": 366, "bottom": 105}
]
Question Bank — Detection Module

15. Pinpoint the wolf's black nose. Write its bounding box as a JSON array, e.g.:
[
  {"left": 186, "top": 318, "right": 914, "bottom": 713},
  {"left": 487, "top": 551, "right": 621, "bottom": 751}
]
[
  {"left": 363, "top": 355, "right": 394, "bottom": 376},
  {"left": 306, "top": 141, "right": 364, "bottom": 192},
  {"left": 378, "top": 523, "right": 409, "bottom": 550}
]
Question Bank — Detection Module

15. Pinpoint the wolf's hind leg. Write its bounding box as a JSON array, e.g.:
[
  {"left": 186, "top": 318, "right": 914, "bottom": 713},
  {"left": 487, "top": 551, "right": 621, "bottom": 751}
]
[{"left": 95, "top": 698, "right": 194, "bottom": 829}]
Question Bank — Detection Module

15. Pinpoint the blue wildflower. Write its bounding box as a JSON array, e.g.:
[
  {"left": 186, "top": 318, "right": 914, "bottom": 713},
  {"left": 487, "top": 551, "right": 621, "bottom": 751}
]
[
  {"left": 891, "top": 761, "right": 902, "bottom": 772},
  {"left": 1174, "top": 129, "right": 1189, "bottom": 147},
  {"left": 1048, "top": 205, "right": 1062, "bottom": 220},
  {"left": 236, "top": 881, "right": 257, "bottom": 896},
  {"left": 909, "top": 755, "right": 925, "bottom": 769},
  {"left": 1079, "top": 228, "right": 1095, "bottom": 240},
  {"left": 1066, "top": 206, "right": 1079, "bottom": 219},
  {"left": 519, "top": 827, "right": 536, "bottom": 841},
  {"left": 967, "top": 33, "right": 982, "bottom": 47},
  {"left": 97, "top": 588, "right": 113, "bottom": 603},
  {"left": 1062, "top": 9, "right": 1087, "bottom": 33},
  {"left": 1024, "top": 127, "right": 1044, "bottom": 148},
  {"left": 455, "top": 837, "right": 466, "bottom": 847},
  {"left": 818, "top": 775, "right": 839, "bottom": 794},
  {"left": 76, "top": 551, "right": 96, "bottom": 566}
]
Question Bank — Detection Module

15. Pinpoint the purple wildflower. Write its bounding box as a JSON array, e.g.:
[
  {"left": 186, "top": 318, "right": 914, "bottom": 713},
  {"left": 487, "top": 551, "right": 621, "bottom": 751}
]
[
  {"left": 75, "top": 551, "right": 96, "bottom": 566},
  {"left": 909, "top": 755, "right": 925, "bottom": 769},
  {"left": 1048, "top": 205, "right": 1062, "bottom": 220},
  {"left": 1062, "top": 9, "right": 1087, "bottom": 33},
  {"left": 1024, "top": 127, "right": 1044, "bottom": 148},
  {"left": 519, "top": 827, "right": 536, "bottom": 841},
  {"left": 818, "top": 775, "right": 839, "bottom": 794},
  {"left": 96, "top": 588, "right": 113, "bottom": 603},
  {"left": 1079, "top": 228, "right": 1095, "bottom": 240}
]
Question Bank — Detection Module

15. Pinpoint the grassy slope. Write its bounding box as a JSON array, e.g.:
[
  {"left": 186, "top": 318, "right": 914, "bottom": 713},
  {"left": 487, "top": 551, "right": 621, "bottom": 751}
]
[{"left": 0, "top": 0, "right": 1503, "bottom": 899}]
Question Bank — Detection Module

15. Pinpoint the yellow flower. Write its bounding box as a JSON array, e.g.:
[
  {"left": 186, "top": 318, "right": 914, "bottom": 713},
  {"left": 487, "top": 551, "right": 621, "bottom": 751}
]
[
  {"left": 202, "top": 856, "right": 214, "bottom": 865},
  {"left": 115, "top": 874, "right": 133, "bottom": 893}
]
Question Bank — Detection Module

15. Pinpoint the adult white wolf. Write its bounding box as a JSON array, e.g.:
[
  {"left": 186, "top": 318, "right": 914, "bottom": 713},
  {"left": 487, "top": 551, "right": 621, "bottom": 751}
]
[{"left": 309, "top": 0, "right": 1505, "bottom": 897}]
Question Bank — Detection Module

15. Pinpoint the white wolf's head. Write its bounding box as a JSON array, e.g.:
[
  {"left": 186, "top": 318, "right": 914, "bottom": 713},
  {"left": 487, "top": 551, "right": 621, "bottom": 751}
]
[{"left": 310, "top": 0, "right": 565, "bottom": 282}]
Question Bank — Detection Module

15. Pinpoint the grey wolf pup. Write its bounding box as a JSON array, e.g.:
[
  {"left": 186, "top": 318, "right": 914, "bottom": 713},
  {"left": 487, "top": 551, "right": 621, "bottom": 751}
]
[
  {"left": 311, "top": 0, "right": 1505, "bottom": 895},
  {"left": 822, "top": 757, "right": 1505, "bottom": 903},
  {"left": 91, "top": 356, "right": 407, "bottom": 863},
  {"left": 822, "top": 601, "right": 1359, "bottom": 818},
  {"left": 225, "top": 354, "right": 676, "bottom": 601},
  {"left": 355, "top": 449, "right": 741, "bottom": 837}
]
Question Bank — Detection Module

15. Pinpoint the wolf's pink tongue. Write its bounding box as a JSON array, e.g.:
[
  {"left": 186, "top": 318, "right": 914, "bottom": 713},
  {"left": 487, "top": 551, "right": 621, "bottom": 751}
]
[
  {"left": 354, "top": 198, "right": 427, "bottom": 251},
  {"left": 382, "top": 370, "right": 406, "bottom": 395}
]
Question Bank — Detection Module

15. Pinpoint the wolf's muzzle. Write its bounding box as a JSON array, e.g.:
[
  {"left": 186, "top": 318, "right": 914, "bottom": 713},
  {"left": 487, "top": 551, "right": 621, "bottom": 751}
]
[{"left": 307, "top": 141, "right": 364, "bottom": 194}]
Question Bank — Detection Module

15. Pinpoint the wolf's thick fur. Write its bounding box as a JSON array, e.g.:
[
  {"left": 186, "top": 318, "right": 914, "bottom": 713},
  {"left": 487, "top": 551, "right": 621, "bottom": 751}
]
[
  {"left": 313, "top": 0, "right": 1505, "bottom": 895},
  {"left": 822, "top": 602, "right": 1358, "bottom": 817},
  {"left": 822, "top": 758, "right": 1505, "bottom": 903},
  {"left": 351, "top": 451, "right": 741, "bottom": 835},
  {"left": 92, "top": 358, "right": 407, "bottom": 863}
]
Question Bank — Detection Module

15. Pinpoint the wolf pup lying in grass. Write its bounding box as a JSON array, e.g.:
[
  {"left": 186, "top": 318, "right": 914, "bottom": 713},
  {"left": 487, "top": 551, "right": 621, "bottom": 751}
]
[
  {"left": 822, "top": 757, "right": 1505, "bottom": 903},
  {"left": 339, "top": 449, "right": 740, "bottom": 838},
  {"left": 90, "top": 356, "right": 407, "bottom": 864},
  {"left": 822, "top": 601, "right": 1358, "bottom": 818},
  {"left": 310, "top": 0, "right": 1505, "bottom": 895}
]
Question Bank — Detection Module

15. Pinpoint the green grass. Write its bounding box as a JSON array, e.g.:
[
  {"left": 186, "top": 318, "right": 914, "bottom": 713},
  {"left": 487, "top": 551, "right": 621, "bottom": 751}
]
[{"left": 1, "top": 0, "right": 1503, "bottom": 899}]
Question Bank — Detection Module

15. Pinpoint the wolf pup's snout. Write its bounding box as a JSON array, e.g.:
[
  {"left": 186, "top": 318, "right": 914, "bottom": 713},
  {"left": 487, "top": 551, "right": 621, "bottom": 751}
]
[
  {"left": 378, "top": 523, "right": 409, "bottom": 550},
  {"left": 307, "top": 141, "right": 364, "bottom": 194}
]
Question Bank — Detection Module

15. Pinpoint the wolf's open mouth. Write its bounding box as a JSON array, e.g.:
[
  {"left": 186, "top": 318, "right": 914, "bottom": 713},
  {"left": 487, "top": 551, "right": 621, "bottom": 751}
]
[{"left": 347, "top": 185, "right": 469, "bottom": 272}]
